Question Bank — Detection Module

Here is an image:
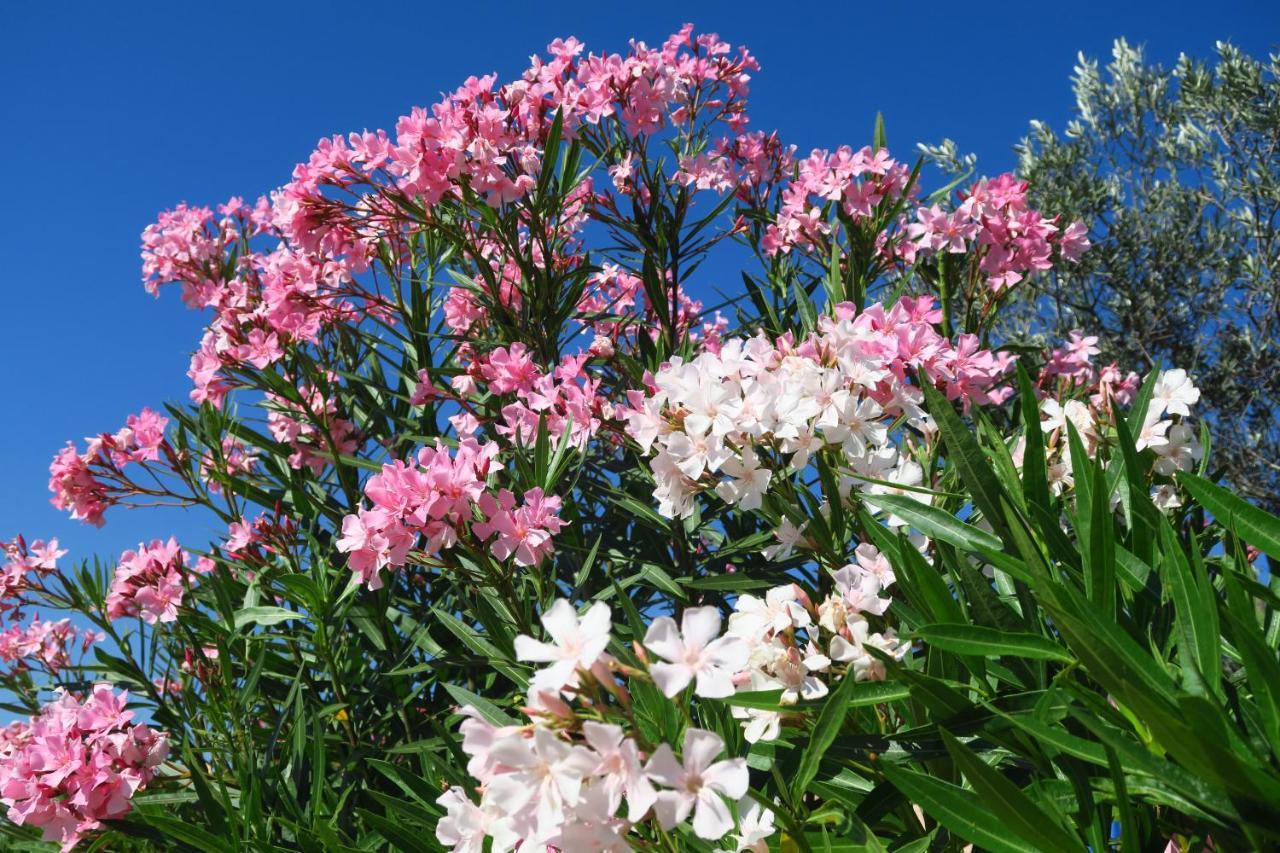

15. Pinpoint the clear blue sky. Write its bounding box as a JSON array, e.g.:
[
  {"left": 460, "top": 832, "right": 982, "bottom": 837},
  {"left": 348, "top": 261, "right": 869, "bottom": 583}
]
[{"left": 2, "top": 0, "right": 1276, "bottom": 567}]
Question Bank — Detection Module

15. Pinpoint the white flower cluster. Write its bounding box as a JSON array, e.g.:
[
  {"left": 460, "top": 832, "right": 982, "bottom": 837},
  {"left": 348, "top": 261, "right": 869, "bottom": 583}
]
[
  {"left": 621, "top": 298, "right": 1015, "bottom": 527},
  {"left": 435, "top": 600, "right": 776, "bottom": 851},
  {"left": 1032, "top": 369, "right": 1202, "bottom": 509},
  {"left": 641, "top": 544, "right": 908, "bottom": 744},
  {"left": 733, "top": 548, "right": 907, "bottom": 742}
]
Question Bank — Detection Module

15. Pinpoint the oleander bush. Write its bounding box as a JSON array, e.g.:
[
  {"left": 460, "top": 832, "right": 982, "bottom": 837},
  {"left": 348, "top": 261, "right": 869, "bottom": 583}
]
[{"left": 3, "top": 25, "right": 1278, "bottom": 853}]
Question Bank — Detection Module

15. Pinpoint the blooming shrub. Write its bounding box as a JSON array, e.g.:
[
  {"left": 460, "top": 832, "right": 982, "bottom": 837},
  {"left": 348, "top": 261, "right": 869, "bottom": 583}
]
[{"left": 4, "top": 23, "right": 1280, "bottom": 853}]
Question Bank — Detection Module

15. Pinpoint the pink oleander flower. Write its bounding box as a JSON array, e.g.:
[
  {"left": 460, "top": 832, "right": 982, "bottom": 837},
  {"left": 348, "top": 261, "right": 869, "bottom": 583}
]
[
  {"left": 473, "top": 487, "right": 566, "bottom": 568},
  {"left": 409, "top": 369, "right": 441, "bottom": 405},
  {"left": 480, "top": 343, "right": 542, "bottom": 395},
  {"left": 1059, "top": 220, "right": 1091, "bottom": 262},
  {"left": 338, "top": 439, "right": 506, "bottom": 587},
  {"left": 200, "top": 436, "right": 258, "bottom": 493},
  {"left": 0, "top": 685, "right": 169, "bottom": 850},
  {"left": 0, "top": 618, "right": 97, "bottom": 676},
  {"left": 48, "top": 444, "right": 111, "bottom": 528},
  {"left": 114, "top": 408, "right": 170, "bottom": 464},
  {"left": 1, "top": 536, "right": 68, "bottom": 616},
  {"left": 106, "top": 538, "right": 190, "bottom": 624},
  {"left": 335, "top": 507, "right": 415, "bottom": 589}
]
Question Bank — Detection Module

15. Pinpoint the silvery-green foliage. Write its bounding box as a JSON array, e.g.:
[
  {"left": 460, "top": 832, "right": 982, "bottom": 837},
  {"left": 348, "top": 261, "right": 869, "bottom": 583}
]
[{"left": 1017, "top": 39, "right": 1280, "bottom": 511}]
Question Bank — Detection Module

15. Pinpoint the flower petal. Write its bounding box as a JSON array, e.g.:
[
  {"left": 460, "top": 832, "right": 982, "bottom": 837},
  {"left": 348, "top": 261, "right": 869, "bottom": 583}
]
[
  {"left": 680, "top": 606, "right": 723, "bottom": 651},
  {"left": 681, "top": 727, "right": 725, "bottom": 775},
  {"left": 643, "top": 616, "right": 684, "bottom": 662},
  {"left": 650, "top": 662, "right": 693, "bottom": 698}
]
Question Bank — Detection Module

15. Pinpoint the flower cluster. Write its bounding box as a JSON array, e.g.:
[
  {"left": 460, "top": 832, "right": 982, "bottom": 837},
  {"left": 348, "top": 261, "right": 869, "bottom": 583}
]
[
  {"left": 142, "top": 26, "right": 759, "bottom": 410},
  {"left": 642, "top": 555, "right": 907, "bottom": 744},
  {"left": 199, "top": 436, "right": 259, "bottom": 493},
  {"left": 621, "top": 296, "right": 1014, "bottom": 521},
  {"left": 1024, "top": 331, "right": 1201, "bottom": 508},
  {"left": 144, "top": 197, "right": 369, "bottom": 407},
  {"left": 0, "top": 686, "right": 169, "bottom": 850},
  {"left": 909, "top": 174, "right": 1090, "bottom": 291},
  {"left": 763, "top": 145, "right": 914, "bottom": 255},
  {"left": 265, "top": 381, "right": 361, "bottom": 476},
  {"left": 1, "top": 537, "right": 66, "bottom": 617},
  {"left": 0, "top": 619, "right": 99, "bottom": 678},
  {"left": 732, "top": 566, "right": 906, "bottom": 740},
  {"left": 458, "top": 344, "right": 612, "bottom": 451},
  {"left": 436, "top": 599, "right": 774, "bottom": 850},
  {"left": 48, "top": 410, "right": 176, "bottom": 528},
  {"left": 574, "top": 263, "right": 715, "bottom": 355},
  {"left": 337, "top": 439, "right": 566, "bottom": 587},
  {"left": 106, "top": 538, "right": 192, "bottom": 624}
]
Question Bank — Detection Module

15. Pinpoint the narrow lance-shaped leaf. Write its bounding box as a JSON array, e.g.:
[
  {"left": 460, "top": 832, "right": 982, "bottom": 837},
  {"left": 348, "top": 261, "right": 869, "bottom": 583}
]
[
  {"left": 913, "top": 624, "right": 1074, "bottom": 663},
  {"left": 939, "top": 729, "right": 1081, "bottom": 853},
  {"left": 1178, "top": 471, "right": 1280, "bottom": 563}
]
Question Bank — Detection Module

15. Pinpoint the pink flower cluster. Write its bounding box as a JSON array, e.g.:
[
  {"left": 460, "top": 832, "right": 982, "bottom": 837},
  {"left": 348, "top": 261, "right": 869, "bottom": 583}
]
[
  {"left": 910, "top": 174, "right": 1090, "bottom": 291},
  {"left": 574, "top": 263, "right": 715, "bottom": 355},
  {"left": 764, "top": 146, "right": 914, "bottom": 255},
  {"left": 474, "top": 488, "right": 566, "bottom": 567},
  {"left": 221, "top": 512, "right": 297, "bottom": 566},
  {"left": 47, "top": 444, "right": 113, "bottom": 528},
  {"left": 199, "top": 435, "right": 259, "bottom": 493},
  {"left": 106, "top": 538, "right": 191, "bottom": 625},
  {"left": 144, "top": 196, "right": 371, "bottom": 407},
  {"left": 0, "top": 619, "right": 98, "bottom": 678},
  {"left": 141, "top": 202, "right": 229, "bottom": 303},
  {"left": 1039, "top": 329, "right": 1139, "bottom": 407},
  {"left": 0, "top": 686, "right": 168, "bottom": 850},
  {"left": 1, "top": 537, "right": 66, "bottom": 617},
  {"left": 456, "top": 345, "right": 610, "bottom": 451},
  {"left": 47, "top": 409, "right": 172, "bottom": 528},
  {"left": 307, "top": 24, "right": 758, "bottom": 218},
  {"left": 142, "top": 25, "right": 762, "bottom": 409},
  {"left": 337, "top": 439, "right": 564, "bottom": 588},
  {"left": 1014, "top": 332, "right": 1198, "bottom": 507},
  {"left": 265, "top": 381, "right": 361, "bottom": 475},
  {"left": 759, "top": 149, "right": 1089, "bottom": 296}
]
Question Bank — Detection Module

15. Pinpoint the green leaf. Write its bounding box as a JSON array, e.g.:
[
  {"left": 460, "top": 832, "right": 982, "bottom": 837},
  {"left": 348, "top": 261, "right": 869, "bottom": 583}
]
[
  {"left": 1126, "top": 368, "right": 1159, "bottom": 434},
  {"left": 892, "top": 532, "right": 965, "bottom": 625},
  {"left": 1016, "top": 364, "right": 1051, "bottom": 512},
  {"left": 860, "top": 494, "right": 1001, "bottom": 554},
  {"left": 939, "top": 730, "right": 1080, "bottom": 852},
  {"left": 132, "top": 815, "right": 235, "bottom": 852},
  {"left": 1084, "top": 456, "right": 1116, "bottom": 621},
  {"left": 356, "top": 808, "right": 434, "bottom": 852},
  {"left": 792, "top": 662, "right": 861, "bottom": 802},
  {"left": 913, "top": 624, "right": 1073, "bottom": 662},
  {"left": 1158, "top": 519, "right": 1221, "bottom": 696},
  {"left": 1178, "top": 471, "right": 1280, "bottom": 563},
  {"left": 1106, "top": 746, "right": 1140, "bottom": 853},
  {"left": 793, "top": 277, "right": 818, "bottom": 332},
  {"left": 233, "top": 606, "right": 301, "bottom": 630},
  {"left": 995, "top": 710, "right": 1107, "bottom": 766},
  {"left": 878, "top": 763, "right": 1036, "bottom": 853},
  {"left": 917, "top": 372, "right": 1011, "bottom": 543}
]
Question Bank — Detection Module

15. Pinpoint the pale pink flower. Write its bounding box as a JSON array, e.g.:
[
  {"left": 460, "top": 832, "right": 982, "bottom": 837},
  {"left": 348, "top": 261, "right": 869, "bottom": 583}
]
[
  {"left": 644, "top": 607, "right": 748, "bottom": 698},
  {"left": 514, "top": 599, "right": 612, "bottom": 688},
  {"left": 646, "top": 728, "right": 749, "bottom": 839},
  {"left": 581, "top": 721, "right": 657, "bottom": 820}
]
